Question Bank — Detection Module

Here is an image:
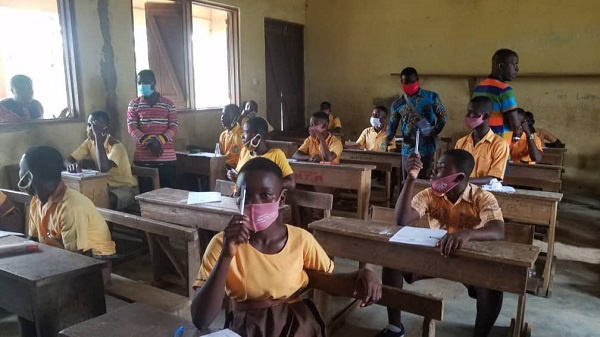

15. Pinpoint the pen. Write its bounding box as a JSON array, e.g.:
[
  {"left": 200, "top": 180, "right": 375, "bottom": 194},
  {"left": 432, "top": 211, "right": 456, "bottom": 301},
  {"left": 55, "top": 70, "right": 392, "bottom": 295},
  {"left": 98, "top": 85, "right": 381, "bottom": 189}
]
[
  {"left": 415, "top": 129, "right": 420, "bottom": 154},
  {"left": 173, "top": 326, "right": 184, "bottom": 337},
  {"left": 0, "top": 242, "right": 39, "bottom": 256},
  {"left": 239, "top": 182, "right": 246, "bottom": 215}
]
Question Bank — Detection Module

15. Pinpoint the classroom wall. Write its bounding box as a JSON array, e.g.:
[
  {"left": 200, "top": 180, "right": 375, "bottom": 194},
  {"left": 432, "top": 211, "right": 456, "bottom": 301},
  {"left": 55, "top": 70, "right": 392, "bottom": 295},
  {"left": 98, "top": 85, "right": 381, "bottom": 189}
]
[{"left": 304, "top": 0, "right": 600, "bottom": 195}]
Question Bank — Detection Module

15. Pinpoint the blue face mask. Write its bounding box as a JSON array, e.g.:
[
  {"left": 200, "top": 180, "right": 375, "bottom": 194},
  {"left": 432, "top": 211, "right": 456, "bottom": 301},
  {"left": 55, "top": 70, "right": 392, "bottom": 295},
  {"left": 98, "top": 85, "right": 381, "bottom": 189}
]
[{"left": 138, "top": 84, "right": 154, "bottom": 97}]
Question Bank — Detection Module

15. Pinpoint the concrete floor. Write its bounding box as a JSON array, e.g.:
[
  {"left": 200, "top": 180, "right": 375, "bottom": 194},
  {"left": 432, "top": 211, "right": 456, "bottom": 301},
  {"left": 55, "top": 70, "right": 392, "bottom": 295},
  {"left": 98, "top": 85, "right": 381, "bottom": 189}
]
[{"left": 1, "top": 191, "right": 599, "bottom": 337}]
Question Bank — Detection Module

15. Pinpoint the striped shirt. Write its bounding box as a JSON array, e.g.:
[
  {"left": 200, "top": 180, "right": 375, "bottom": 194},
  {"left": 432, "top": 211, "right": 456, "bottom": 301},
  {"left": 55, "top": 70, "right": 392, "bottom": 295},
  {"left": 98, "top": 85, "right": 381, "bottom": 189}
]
[
  {"left": 127, "top": 94, "right": 179, "bottom": 162},
  {"left": 472, "top": 78, "right": 518, "bottom": 144}
]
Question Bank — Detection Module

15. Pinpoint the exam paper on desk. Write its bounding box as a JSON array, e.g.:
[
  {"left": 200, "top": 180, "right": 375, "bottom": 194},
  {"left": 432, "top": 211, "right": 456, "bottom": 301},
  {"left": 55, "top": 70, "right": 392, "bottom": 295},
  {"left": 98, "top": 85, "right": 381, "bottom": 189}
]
[
  {"left": 187, "top": 192, "right": 222, "bottom": 205},
  {"left": 201, "top": 329, "right": 241, "bottom": 337},
  {"left": 389, "top": 226, "right": 447, "bottom": 247}
]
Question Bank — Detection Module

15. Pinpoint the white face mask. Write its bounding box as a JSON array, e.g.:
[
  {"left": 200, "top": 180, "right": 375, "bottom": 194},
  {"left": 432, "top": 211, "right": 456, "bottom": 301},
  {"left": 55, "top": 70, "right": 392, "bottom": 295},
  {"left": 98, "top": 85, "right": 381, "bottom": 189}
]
[
  {"left": 18, "top": 171, "right": 33, "bottom": 194},
  {"left": 244, "top": 134, "right": 261, "bottom": 149},
  {"left": 370, "top": 117, "right": 382, "bottom": 129}
]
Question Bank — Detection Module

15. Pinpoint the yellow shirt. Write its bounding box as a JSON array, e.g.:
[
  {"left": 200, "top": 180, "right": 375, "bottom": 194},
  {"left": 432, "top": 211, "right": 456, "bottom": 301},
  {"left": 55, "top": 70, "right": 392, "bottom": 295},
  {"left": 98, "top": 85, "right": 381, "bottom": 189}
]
[
  {"left": 298, "top": 134, "right": 344, "bottom": 164},
  {"left": 510, "top": 133, "right": 543, "bottom": 163},
  {"left": 219, "top": 124, "right": 244, "bottom": 167},
  {"left": 238, "top": 116, "right": 275, "bottom": 133},
  {"left": 0, "top": 191, "right": 15, "bottom": 217},
  {"left": 356, "top": 127, "right": 396, "bottom": 151},
  {"left": 193, "top": 224, "right": 334, "bottom": 301},
  {"left": 328, "top": 114, "right": 342, "bottom": 130},
  {"left": 455, "top": 129, "right": 510, "bottom": 179},
  {"left": 28, "top": 182, "right": 116, "bottom": 256},
  {"left": 412, "top": 183, "right": 504, "bottom": 234},
  {"left": 70, "top": 136, "right": 138, "bottom": 188},
  {"left": 236, "top": 147, "right": 294, "bottom": 177}
]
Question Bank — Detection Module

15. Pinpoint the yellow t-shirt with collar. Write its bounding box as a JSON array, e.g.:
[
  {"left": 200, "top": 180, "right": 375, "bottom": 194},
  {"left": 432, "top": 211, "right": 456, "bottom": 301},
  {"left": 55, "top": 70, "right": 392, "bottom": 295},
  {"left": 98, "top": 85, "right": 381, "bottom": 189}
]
[
  {"left": 219, "top": 124, "right": 244, "bottom": 167},
  {"left": 328, "top": 114, "right": 342, "bottom": 130},
  {"left": 235, "top": 147, "right": 293, "bottom": 177},
  {"left": 298, "top": 133, "right": 343, "bottom": 164},
  {"left": 455, "top": 129, "right": 510, "bottom": 179},
  {"left": 510, "top": 132, "right": 543, "bottom": 163},
  {"left": 356, "top": 127, "right": 396, "bottom": 151}
]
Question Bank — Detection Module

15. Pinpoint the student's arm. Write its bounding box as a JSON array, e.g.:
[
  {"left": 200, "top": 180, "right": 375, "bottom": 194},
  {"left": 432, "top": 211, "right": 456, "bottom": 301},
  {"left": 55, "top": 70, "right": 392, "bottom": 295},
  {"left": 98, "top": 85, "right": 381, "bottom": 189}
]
[
  {"left": 394, "top": 154, "right": 427, "bottom": 226},
  {"left": 65, "top": 140, "right": 93, "bottom": 173},
  {"left": 91, "top": 124, "right": 117, "bottom": 172},
  {"left": 292, "top": 138, "right": 311, "bottom": 161},
  {"left": 522, "top": 122, "right": 542, "bottom": 162},
  {"left": 191, "top": 215, "right": 250, "bottom": 330},
  {"left": 431, "top": 93, "right": 448, "bottom": 135},
  {"left": 317, "top": 133, "right": 336, "bottom": 162}
]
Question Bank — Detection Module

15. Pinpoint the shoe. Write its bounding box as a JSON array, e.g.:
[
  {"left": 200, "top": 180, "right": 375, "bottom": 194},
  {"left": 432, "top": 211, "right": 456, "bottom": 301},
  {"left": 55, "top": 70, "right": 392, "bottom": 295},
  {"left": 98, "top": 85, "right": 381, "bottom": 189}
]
[{"left": 375, "top": 326, "right": 405, "bottom": 337}]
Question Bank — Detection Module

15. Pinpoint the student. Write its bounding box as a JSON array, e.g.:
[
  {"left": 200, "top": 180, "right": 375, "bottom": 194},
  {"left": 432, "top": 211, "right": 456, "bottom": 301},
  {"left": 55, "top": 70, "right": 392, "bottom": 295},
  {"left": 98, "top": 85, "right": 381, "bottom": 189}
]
[
  {"left": 510, "top": 109, "right": 543, "bottom": 163},
  {"left": 191, "top": 157, "right": 381, "bottom": 336},
  {"left": 455, "top": 97, "right": 510, "bottom": 185},
  {"left": 239, "top": 100, "right": 275, "bottom": 133},
  {"left": 472, "top": 49, "right": 520, "bottom": 144},
  {"left": 293, "top": 112, "right": 343, "bottom": 164},
  {"left": 386, "top": 67, "right": 447, "bottom": 180},
  {"left": 525, "top": 111, "right": 565, "bottom": 148},
  {"left": 354, "top": 106, "right": 396, "bottom": 152},
  {"left": 0, "top": 191, "right": 22, "bottom": 232},
  {"left": 219, "top": 104, "right": 243, "bottom": 168},
  {"left": 127, "top": 69, "right": 179, "bottom": 191},
  {"left": 65, "top": 110, "right": 138, "bottom": 210},
  {"left": 0, "top": 74, "right": 44, "bottom": 123},
  {"left": 19, "top": 145, "right": 116, "bottom": 256},
  {"left": 379, "top": 149, "right": 504, "bottom": 337},
  {"left": 320, "top": 101, "right": 342, "bottom": 133},
  {"left": 227, "top": 117, "right": 296, "bottom": 189}
]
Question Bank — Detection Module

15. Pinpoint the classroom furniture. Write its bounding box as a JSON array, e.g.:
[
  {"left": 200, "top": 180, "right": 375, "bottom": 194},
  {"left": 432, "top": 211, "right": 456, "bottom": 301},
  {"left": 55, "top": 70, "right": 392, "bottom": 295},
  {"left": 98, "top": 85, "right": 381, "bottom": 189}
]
[
  {"left": 540, "top": 147, "right": 566, "bottom": 166},
  {"left": 0, "top": 236, "right": 106, "bottom": 337},
  {"left": 309, "top": 217, "right": 540, "bottom": 337},
  {"left": 0, "top": 188, "right": 31, "bottom": 234},
  {"left": 131, "top": 165, "right": 161, "bottom": 191},
  {"left": 58, "top": 303, "right": 208, "bottom": 337},
  {"left": 270, "top": 129, "right": 308, "bottom": 144},
  {"left": 61, "top": 171, "right": 111, "bottom": 208},
  {"left": 215, "top": 179, "right": 235, "bottom": 196},
  {"left": 176, "top": 151, "right": 227, "bottom": 191},
  {"left": 265, "top": 139, "right": 299, "bottom": 158},
  {"left": 504, "top": 162, "right": 564, "bottom": 192},
  {"left": 289, "top": 161, "right": 375, "bottom": 220},
  {"left": 287, "top": 189, "right": 334, "bottom": 220}
]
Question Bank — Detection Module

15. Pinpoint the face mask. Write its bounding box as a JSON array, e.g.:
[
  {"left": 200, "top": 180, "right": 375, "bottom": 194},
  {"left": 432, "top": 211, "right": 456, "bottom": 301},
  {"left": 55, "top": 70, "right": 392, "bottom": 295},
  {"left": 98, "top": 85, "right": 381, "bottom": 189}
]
[
  {"left": 243, "top": 199, "right": 280, "bottom": 232},
  {"left": 138, "top": 84, "right": 154, "bottom": 97},
  {"left": 230, "top": 116, "right": 238, "bottom": 128},
  {"left": 18, "top": 171, "right": 34, "bottom": 195},
  {"left": 431, "top": 173, "right": 465, "bottom": 196},
  {"left": 402, "top": 82, "right": 420, "bottom": 96},
  {"left": 464, "top": 115, "right": 486, "bottom": 129},
  {"left": 244, "top": 134, "right": 261, "bottom": 150},
  {"left": 370, "top": 117, "right": 381, "bottom": 129}
]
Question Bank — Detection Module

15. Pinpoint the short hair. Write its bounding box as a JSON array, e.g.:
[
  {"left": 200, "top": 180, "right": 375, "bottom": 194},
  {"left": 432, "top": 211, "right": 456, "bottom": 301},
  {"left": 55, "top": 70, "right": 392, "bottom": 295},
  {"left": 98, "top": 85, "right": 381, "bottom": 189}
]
[
  {"left": 223, "top": 104, "right": 240, "bottom": 116},
  {"left": 524, "top": 111, "right": 534, "bottom": 121},
  {"left": 24, "top": 145, "right": 64, "bottom": 182},
  {"left": 469, "top": 96, "right": 493, "bottom": 111},
  {"left": 238, "top": 157, "right": 283, "bottom": 184},
  {"left": 400, "top": 67, "right": 418, "bottom": 78},
  {"left": 245, "top": 116, "right": 269, "bottom": 135},
  {"left": 89, "top": 110, "right": 110, "bottom": 124},
  {"left": 311, "top": 111, "right": 329, "bottom": 125},
  {"left": 443, "top": 149, "right": 475, "bottom": 177},
  {"left": 320, "top": 101, "right": 331, "bottom": 110},
  {"left": 492, "top": 49, "right": 518, "bottom": 64},
  {"left": 10, "top": 74, "right": 32, "bottom": 90},
  {"left": 137, "top": 69, "right": 156, "bottom": 82},
  {"left": 374, "top": 105, "right": 388, "bottom": 116},
  {"left": 246, "top": 100, "right": 258, "bottom": 111}
]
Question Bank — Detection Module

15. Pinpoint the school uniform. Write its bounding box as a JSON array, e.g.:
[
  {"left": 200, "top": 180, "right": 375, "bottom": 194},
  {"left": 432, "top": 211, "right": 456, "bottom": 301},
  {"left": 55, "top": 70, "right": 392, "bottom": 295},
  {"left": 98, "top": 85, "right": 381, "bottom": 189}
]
[
  {"left": 356, "top": 127, "right": 396, "bottom": 152},
  {"left": 455, "top": 129, "right": 510, "bottom": 179},
  {"left": 219, "top": 124, "right": 244, "bottom": 167},
  {"left": 193, "top": 225, "right": 334, "bottom": 337},
  {"left": 510, "top": 132, "right": 543, "bottom": 163},
  {"left": 328, "top": 114, "right": 342, "bottom": 130},
  {"left": 236, "top": 148, "right": 293, "bottom": 177},
  {"left": 298, "top": 134, "right": 343, "bottom": 164}
]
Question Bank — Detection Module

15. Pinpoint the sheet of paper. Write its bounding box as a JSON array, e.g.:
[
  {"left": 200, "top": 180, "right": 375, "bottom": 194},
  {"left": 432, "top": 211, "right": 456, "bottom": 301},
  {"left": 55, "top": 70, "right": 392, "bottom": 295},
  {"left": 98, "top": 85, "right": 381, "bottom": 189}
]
[
  {"left": 187, "top": 192, "right": 222, "bottom": 205},
  {"left": 61, "top": 169, "right": 98, "bottom": 178},
  {"left": 389, "top": 226, "right": 447, "bottom": 247},
  {"left": 201, "top": 329, "right": 241, "bottom": 337},
  {"left": 0, "top": 230, "right": 25, "bottom": 238}
]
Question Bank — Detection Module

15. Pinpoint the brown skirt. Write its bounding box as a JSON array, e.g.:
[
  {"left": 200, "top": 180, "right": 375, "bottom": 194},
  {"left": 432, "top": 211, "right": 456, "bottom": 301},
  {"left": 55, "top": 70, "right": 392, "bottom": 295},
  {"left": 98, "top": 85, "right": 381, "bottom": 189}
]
[{"left": 225, "top": 299, "right": 326, "bottom": 337}]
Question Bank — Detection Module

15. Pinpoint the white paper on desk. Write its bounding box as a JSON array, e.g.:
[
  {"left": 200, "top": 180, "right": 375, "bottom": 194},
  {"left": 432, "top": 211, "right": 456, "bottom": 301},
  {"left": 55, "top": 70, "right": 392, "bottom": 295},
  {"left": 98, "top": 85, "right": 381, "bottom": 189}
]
[
  {"left": 61, "top": 169, "right": 98, "bottom": 177},
  {"left": 201, "top": 329, "right": 241, "bottom": 337},
  {"left": 389, "top": 226, "right": 447, "bottom": 247},
  {"left": 0, "top": 230, "right": 24, "bottom": 238},
  {"left": 187, "top": 192, "right": 222, "bottom": 205},
  {"left": 481, "top": 178, "right": 516, "bottom": 193}
]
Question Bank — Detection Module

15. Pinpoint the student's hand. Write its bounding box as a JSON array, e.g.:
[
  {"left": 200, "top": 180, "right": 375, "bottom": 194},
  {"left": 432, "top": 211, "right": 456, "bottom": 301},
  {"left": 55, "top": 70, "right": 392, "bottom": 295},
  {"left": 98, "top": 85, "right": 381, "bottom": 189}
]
[
  {"left": 405, "top": 153, "right": 423, "bottom": 180},
  {"left": 66, "top": 162, "right": 82, "bottom": 173},
  {"left": 353, "top": 268, "right": 382, "bottom": 307},
  {"left": 438, "top": 230, "right": 471, "bottom": 257},
  {"left": 90, "top": 120, "right": 108, "bottom": 140},
  {"left": 222, "top": 214, "right": 250, "bottom": 258},
  {"left": 227, "top": 169, "right": 238, "bottom": 182},
  {"left": 309, "top": 154, "right": 321, "bottom": 163},
  {"left": 147, "top": 138, "right": 163, "bottom": 156}
]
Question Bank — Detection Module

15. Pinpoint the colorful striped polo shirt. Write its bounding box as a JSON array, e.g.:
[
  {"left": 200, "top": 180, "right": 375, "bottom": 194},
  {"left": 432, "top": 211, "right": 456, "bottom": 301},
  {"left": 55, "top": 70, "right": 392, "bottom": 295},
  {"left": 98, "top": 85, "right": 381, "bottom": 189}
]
[
  {"left": 472, "top": 78, "right": 518, "bottom": 144},
  {"left": 127, "top": 94, "right": 179, "bottom": 162}
]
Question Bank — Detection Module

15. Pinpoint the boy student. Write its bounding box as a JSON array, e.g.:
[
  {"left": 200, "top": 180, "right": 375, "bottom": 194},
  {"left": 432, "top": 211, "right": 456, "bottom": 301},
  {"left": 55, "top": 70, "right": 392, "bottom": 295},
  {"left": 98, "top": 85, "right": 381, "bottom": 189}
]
[
  {"left": 127, "top": 69, "right": 179, "bottom": 191},
  {"left": 525, "top": 111, "right": 565, "bottom": 148},
  {"left": 191, "top": 157, "right": 381, "bottom": 336},
  {"left": 227, "top": 117, "right": 296, "bottom": 189},
  {"left": 219, "top": 104, "right": 243, "bottom": 168},
  {"left": 472, "top": 49, "right": 520, "bottom": 144},
  {"left": 354, "top": 106, "right": 396, "bottom": 152},
  {"left": 455, "top": 96, "right": 510, "bottom": 185},
  {"left": 293, "top": 111, "right": 343, "bottom": 164},
  {"left": 0, "top": 191, "right": 21, "bottom": 232},
  {"left": 320, "top": 101, "right": 342, "bottom": 133},
  {"left": 510, "top": 108, "right": 543, "bottom": 163},
  {"left": 378, "top": 150, "right": 504, "bottom": 337},
  {"left": 386, "top": 67, "right": 447, "bottom": 180},
  {"left": 239, "top": 100, "right": 275, "bottom": 133},
  {"left": 66, "top": 110, "right": 138, "bottom": 210}
]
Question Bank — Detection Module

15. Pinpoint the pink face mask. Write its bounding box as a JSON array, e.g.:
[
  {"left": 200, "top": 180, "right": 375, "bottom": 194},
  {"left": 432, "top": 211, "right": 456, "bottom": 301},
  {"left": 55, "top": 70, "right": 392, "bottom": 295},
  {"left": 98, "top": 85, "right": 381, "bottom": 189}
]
[
  {"left": 431, "top": 173, "right": 465, "bottom": 196},
  {"left": 464, "top": 115, "right": 486, "bottom": 129},
  {"left": 402, "top": 82, "right": 420, "bottom": 96},
  {"left": 243, "top": 199, "right": 280, "bottom": 232}
]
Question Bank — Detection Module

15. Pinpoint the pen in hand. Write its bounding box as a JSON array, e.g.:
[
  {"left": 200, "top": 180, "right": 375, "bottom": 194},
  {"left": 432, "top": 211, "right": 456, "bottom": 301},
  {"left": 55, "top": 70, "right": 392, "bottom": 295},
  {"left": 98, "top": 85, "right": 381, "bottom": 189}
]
[{"left": 173, "top": 326, "right": 184, "bottom": 337}]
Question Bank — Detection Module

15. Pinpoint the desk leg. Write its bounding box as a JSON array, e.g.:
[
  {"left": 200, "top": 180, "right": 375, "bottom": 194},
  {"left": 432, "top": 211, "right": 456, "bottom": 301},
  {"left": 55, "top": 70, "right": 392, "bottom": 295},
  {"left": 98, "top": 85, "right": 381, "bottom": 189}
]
[
  {"left": 510, "top": 295, "right": 527, "bottom": 337},
  {"left": 186, "top": 237, "right": 201, "bottom": 298},
  {"left": 357, "top": 171, "right": 372, "bottom": 220},
  {"left": 385, "top": 171, "right": 392, "bottom": 208},
  {"left": 541, "top": 203, "right": 558, "bottom": 296}
]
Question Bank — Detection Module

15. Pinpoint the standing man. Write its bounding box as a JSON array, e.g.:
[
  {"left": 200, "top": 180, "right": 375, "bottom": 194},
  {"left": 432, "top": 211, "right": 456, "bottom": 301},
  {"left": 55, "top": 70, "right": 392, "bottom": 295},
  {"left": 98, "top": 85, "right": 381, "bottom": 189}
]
[
  {"left": 386, "top": 67, "right": 447, "bottom": 179},
  {"left": 472, "top": 49, "right": 520, "bottom": 144},
  {"left": 127, "top": 69, "right": 179, "bottom": 191}
]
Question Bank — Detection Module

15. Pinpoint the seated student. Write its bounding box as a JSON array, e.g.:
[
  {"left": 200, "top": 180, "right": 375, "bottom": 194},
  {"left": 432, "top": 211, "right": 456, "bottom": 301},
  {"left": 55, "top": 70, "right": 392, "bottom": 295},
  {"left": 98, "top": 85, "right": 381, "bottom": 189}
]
[
  {"left": 293, "top": 112, "right": 343, "bottom": 164},
  {"left": 320, "top": 101, "right": 342, "bottom": 133},
  {"left": 353, "top": 106, "right": 396, "bottom": 152},
  {"left": 455, "top": 96, "right": 510, "bottom": 185},
  {"left": 65, "top": 111, "right": 138, "bottom": 211},
  {"left": 510, "top": 108, "right": 543, "bottom": 163},
  {"left": 239, "top": 100, "right": 275, "bottom": 133},
  {"left": 219, "top": 104, "right": 244, "bottom": 168},
  {"left": 379, "top": 150, "right": 505, "bottom": 337},
  {"left": 227, "top": 117, "right": 295, "bottom": 189},
  {"left": 0, "top": 191, "right": 22, "bottom": 233},
  {"left": 191, "top": 157, "right": 381, "bottom": 336},
  {"left": 19, "top": 145, "right": 116, "bottom": 256},
  {"left": 0, "top": 74, "right": 44, "bottom": 123},
  {"left": 525, "top": 111, "right": 565, "bottom": 148}
]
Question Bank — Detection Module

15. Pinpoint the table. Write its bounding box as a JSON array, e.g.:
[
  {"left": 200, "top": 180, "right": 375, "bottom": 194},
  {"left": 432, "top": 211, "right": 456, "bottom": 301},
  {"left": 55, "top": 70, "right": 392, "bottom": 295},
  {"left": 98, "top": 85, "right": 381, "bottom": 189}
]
[
  {"left": 176, "top": 152, "right": 227, "bottom": 191},
  {"left": 0, "top": 236, "right": 106, "bottom": 337},
  {"left": 61, "top": 171, "right": 110, "bottom": 208},
  {"left": 540, "top": 147, "right": 566, "bottom": 166},
  {"left": 504, "top": 162, "right": 563, "bottom": 192},
  {"left": 265, "top": 140, "right": 299, "bottom": 158},
  {"left": 309, "top": 217, "right": 540, "bottom": 337},
  {"left": 59, "top": 303, "right": 209, "bottom": 337},
  {"left": 289, "top": 161, "right": 375, "bottom": 219}
]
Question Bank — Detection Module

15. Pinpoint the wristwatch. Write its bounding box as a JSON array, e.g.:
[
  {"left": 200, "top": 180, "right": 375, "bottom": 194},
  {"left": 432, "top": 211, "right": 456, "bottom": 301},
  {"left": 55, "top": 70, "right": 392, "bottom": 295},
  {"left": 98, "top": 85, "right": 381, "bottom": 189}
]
[{"left": 528, "top": 134, "right": 535, "bottom": 140}]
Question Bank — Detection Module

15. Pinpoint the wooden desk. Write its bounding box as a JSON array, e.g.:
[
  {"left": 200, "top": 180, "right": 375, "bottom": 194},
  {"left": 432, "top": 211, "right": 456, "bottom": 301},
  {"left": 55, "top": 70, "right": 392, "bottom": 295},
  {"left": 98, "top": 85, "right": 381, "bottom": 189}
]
[
  {"left": 540, "top": 147, "right": 566, "bottom": 166},
  {"left": 309, "top": 217, "right": 540, "bottom": 337},
  {"left": 0, "top": 236, "right": 106, "bottom": 337},
  {"left": 59, "top": 303, "right": 209, "bottom": 337},
  {"left": 289, "top": 161, "right": 375, "bottom": 219},
  {"left": 505, "top": 162, "right": 563, "bottom": 192},
  {"left": 266, "top": 140, "right": 299, "bottom": 158},
  {"left": 62, "top": 171, "right": 110, "bottom": 208},
  {"left": 176, "top": 152, "right": 227, "bottom": 191}
]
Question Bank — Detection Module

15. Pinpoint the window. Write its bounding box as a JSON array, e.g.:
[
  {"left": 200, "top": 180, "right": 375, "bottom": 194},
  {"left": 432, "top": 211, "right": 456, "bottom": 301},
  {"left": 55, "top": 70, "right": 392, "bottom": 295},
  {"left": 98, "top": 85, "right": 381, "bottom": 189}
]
[
  {"left": 132, "top": 0, "right": 239, "bottom": 110},
  {"left": 0, "top": 0, "right": 79, "bottom": 123}
]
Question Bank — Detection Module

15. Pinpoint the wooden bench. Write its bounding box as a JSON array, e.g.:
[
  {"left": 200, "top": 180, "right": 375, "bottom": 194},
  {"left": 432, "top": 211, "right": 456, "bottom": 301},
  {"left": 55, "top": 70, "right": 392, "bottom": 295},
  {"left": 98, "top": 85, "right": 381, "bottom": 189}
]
[
  {"left": 540, "top": 147, "right": 566, "bottom": 166},
  {"left": 505, "top": 162, "right": 563, "bottom": 192}
]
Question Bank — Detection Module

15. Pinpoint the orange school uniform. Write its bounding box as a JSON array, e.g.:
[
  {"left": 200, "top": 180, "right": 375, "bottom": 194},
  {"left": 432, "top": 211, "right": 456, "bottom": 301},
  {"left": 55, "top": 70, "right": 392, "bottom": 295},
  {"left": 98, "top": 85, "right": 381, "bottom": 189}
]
[
  {"left": 298, "top": 134, "right": 343, "bottom": 164},
  {"left": 455, "top": 129, "right": 510, "bottom": 179},
  {"left": 510, "top": 133, "right": 543, "bottom": 163},
  {"left": 219, "top": 124, "right": 243, "bottom": 167}
]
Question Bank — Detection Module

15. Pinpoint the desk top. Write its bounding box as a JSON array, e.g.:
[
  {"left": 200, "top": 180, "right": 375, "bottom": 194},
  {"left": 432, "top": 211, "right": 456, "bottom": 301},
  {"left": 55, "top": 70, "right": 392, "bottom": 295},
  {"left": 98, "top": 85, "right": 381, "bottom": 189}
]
[
  {"left": 289, "top": 160, "right": 376, "bottom": 171},
  {"left": 137, "top": 188, "right": 239, "bottom": 215},
  {"left": 177, "top": 151, "right": 226, "bottom": 159},
  {"left": 508, "top": 161, "right": 563, "bottom": 170},
  {"left": 342, "top": 149, "right": 403, "bottom": 157},
  {"left": 0, "top": 236, "right": 104, "bottom": 286}
]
